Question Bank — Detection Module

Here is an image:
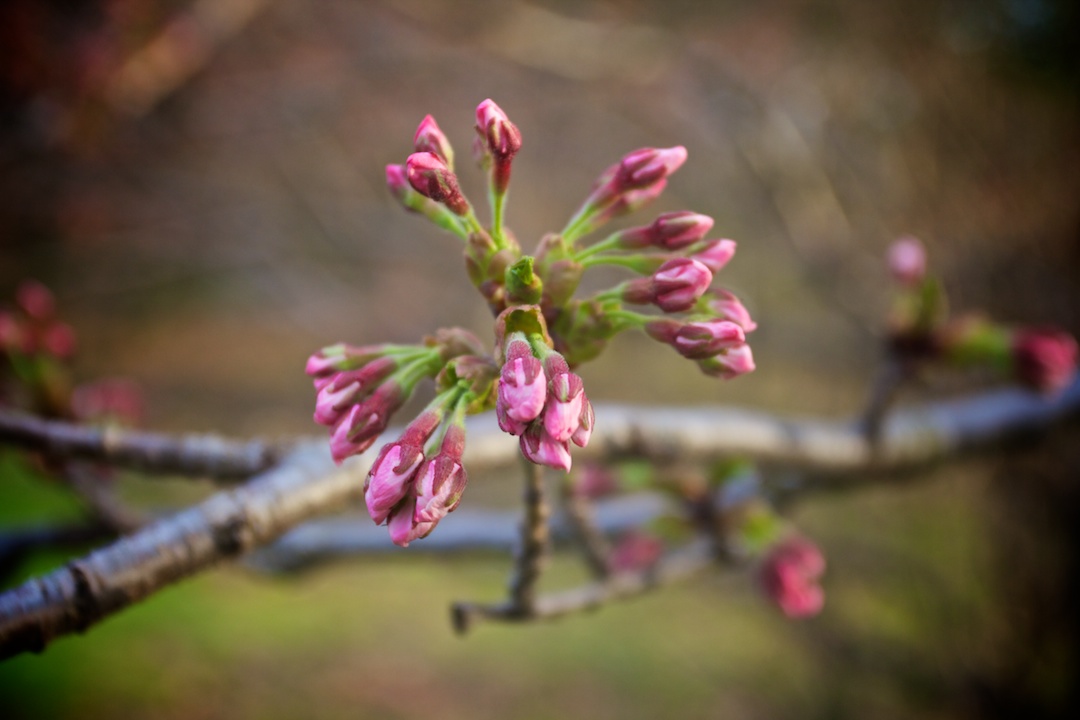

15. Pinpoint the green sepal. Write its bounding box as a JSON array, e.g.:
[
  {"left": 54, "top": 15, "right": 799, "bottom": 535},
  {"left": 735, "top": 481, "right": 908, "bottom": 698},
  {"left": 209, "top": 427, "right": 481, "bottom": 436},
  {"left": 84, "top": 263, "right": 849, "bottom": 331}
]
[{"left": 505, "top": 256, "right": 544, "bottom": 305}]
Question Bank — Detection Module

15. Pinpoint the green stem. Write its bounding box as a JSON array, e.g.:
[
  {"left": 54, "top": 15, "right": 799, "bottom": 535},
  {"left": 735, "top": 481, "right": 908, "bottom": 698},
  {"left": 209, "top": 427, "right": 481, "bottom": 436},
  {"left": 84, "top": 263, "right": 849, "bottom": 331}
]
[{"left": 572, "top": 232, "right": 622, "bottom": 262}]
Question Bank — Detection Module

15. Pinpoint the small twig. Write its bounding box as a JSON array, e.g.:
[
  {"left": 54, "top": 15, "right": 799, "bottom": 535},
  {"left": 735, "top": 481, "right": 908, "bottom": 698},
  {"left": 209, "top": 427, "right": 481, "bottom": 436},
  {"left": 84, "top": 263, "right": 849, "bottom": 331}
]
[
  {"left": 0, "top": 522, "right": 116, "bottom": 582},
  {"left": 62, "top": 462, "right": 147, "bottom": 534},
  {"left": 508, "top": 456, "right": 550, "bottom": 613},
  {"left": 453, "top": 538, "right": 713, "bottom": 632},
  {"left": 0, "top": 409, "right": 280, "bottom": 480},
  {"left": 860, "top": 355, "right": 911, "bottom": 449},
  {"left": 558, "top": 479, "right": 612, "bottom": 580},
  {"left": 452, "top": 457, "right": 551, "bottom": 631}
]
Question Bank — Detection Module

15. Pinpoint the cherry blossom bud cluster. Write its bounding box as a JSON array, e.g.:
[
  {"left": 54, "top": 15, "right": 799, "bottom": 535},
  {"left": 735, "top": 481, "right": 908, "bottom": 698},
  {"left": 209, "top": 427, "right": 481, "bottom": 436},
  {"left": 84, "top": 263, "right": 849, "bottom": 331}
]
[
  {"left": 306, "top": 341, "right": 458, "bottom": 464},
  {"left": 759, "top": 536, "right": 826, "bottom": 619},
  {"left": 364, "top": 402, "right": 470, "bottom": 547},
  {"left": 646, "top": 317, "right": 755, "bottom": 380},
  {"left": 495, "top": 333, "right": 594, "bottom": 471},
  {"left": 0, "top": 280, "right": 77, "bottom": 361}
]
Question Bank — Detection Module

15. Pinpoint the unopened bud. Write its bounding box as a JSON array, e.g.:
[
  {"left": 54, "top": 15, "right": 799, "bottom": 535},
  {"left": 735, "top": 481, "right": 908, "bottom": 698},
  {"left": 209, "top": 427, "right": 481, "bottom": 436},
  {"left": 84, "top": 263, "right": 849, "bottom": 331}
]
[
  {"left": 406, "top": 152, "right": 469, "bottom": 215},
  {"left": 413, "top": 115, "right": 454, "bottom": 169},
  {"left": 887, "top": 235, "right": 926, "bottom": 286}
]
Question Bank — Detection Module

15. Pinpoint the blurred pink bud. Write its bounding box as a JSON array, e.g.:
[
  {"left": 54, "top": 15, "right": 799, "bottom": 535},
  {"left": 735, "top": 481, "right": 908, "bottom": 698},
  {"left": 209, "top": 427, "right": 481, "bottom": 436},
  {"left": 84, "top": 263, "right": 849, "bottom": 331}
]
[
  {"left": 15, "top": 280, "right": 56, "bottom": 321},
  {"left": 760, "top": 536, "right": 826, "bottom": 619},
  {"left": 1012, "top": 328, "right": 1078, "bottom": 394},
  {"left": 41, "top": 322, "right": 77, "bottom": 359},
  {"left": 615, "top": 146, "right": 687, "bottom": 191},
  {"left": 609, "top": 531, "right": 664, "bottom": 573},
  {"left": 544, "top": 370, "right": 585, "bottom": 442},
  {"left": 365, "top": 443, "right": 426, "bottom": 525},
  {"left": 385, "top": 163, "right": 412, "bottom": 203},
  {"left": 577, "top": 464, "right": 618, "bottom": 499},
  {"left": 707, "top": 290, "right": 757, "bottom": 332},
  {"left": 71, "top": 378, "right": 144, "bottom": 426},
  {"left": 305, "top": 344, "right": 389, "bottom": 379},
  {"left": 520, "top": 423, "right": 572, "bottom": 471},
  {"left": 887, "top": 235, "right": 926, "bottom": 286},
  {"left": 691, "top": 239, "right": 737, "bottom": 273},
  {"left": 413, "top": 114, "right": 454, "bottom": 168},
  {"left": 0, "top": 311, "right": 24, "bottom": 351},
  {"left": 496, "top": 339, "right": 546, "bottom": 429},
  {"left": 697, "top": 343, "right": 755, "bottom": 379},
  {"left": 406, "top": 152, "right": 469, "bottom": 215},
  {"left": 671, "top": 320, "right": 746, "bottom": 360}
]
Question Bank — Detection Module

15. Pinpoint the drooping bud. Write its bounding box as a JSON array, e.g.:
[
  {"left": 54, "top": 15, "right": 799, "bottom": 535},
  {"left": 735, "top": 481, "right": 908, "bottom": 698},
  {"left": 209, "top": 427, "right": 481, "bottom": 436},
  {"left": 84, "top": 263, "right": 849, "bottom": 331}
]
[
  {"left": 571, "top": 393, "right": 594, "bottom": 448},
  {"left": 312, "top": 356, "right": 398, "bottom": 425},
  {"left": 406, "top": 152, "right": 469, "bottom": 215},
  {"left": 387, "top": 488, "right": 434, "bottom": 548},
  {"left": 1011, "top": 328, "right": 1078, "bottom": 394},
  {"left": 759, "top": 536, "right": 826, "bottom": 619},
  {"left": 364, "top": 410, "right": 442, "bottom": 524},
  {"left": 520, "top": 422, "right": 572, "bottom": 471},
  {"left": 413, "top": 424, "right": 468, "bottom": 525},
  {"left": 326, "top": 382, "right": 407, "bottom": 464},
  {"left": 887, "top": 235, "right": 926, "bottom": 287},
  {"left": 543, "top": 369, "right": 585, "bottom": 443},
  {"left": 496, "top": 336, "right": 547, "bottom": 432},
  {"left": 691, "top": 239, "right": 737, "bottom": 274},
  {"left": 707, "top": 290, "right": 757, "bottom": 332},
  {"left": 413, "top": 114, "right": 454, "bottom": 169}
]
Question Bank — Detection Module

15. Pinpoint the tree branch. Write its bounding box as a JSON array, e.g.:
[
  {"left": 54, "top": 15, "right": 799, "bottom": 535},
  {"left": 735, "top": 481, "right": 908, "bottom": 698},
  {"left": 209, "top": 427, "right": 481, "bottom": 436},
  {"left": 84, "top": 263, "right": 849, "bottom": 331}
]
[
  {"left": 0, "top": 409, "right": 279, "bottom": 480},
  {"left": 1, "top": 379, "right": 1078, "bottom": 660}
]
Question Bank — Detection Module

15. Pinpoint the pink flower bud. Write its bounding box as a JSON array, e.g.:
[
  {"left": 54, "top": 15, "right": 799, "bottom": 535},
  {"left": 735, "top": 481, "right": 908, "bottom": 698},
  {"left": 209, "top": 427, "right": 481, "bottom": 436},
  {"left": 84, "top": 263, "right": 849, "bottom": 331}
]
[
  {"left": 305, "top": 344, "right": 389, "bottom": 379},
  {"left": 520, "top": 423, "right": 572, "bottom": 472},
  {"left": 15, "top": 280, "right": 56, "bottom": 322},
  {"left": 496, "top": 340, "right": 546, "bottom": 428},
  {"left": 887, "top": 235, "right": 926, "bottom": 286},
  {"left": 1012, "top": 328, "right": 1078, "bottom": 394},
  {"left": 406, "top": 152, "right": 469, "bottom": 215},
  {"left": 385, "top": 163, "right": 413, "bottom": 203},
  {"left": 650, "top": 258, "right": 713, "bottom": 313},
  {"left": 697, "top": 343, "right": 755, "bottom": 380},
  {"left": 707, "top": 290, "right": 757, "bottom": 332},
  {"left": 571, "top": 394, "right": 594, "bottom": 448},
  {"left": 414, "top": 453, "right": 468, "bottom": 525},
  {"left": 691, "top": 239, "right": 737, "bottom": 273},
  {"left": 543, "top": 370, "right": 585, "bottom": 442},
  {"left": 312, "top": 357, "right": 398, "bottom": 426},
  {"left": 760, "top": 536, "right": 826, "bottom": 618},
  {"left": 41, "top": 321, "right": 77, "bottom": 359},
  {"left": 475, "top": 99, "right": 522, "bottom": 162},
  {"left": 615, "top": 146, "right": 687, "bottom": 191},
  {"left": 413, "top": 114, "right": 454, "bottom": 168},
  {"left": 609, "top": 531, "right": 664, "bottom": 572},
  {"left": 387, "top": 489, "right": 435, "bottom": 548},
  {"left": 619, "top": 211, "right": 714, "bottom": 250},
  {"left": 476, "top": 99, "right": 523, "bottom": 195},
  {"left": 671, "top": 320, "right": 746, "bottom": 360},
  {"left": 365, "top": 442, "right": 426, "bottom": 525},
  {"left": 326, "top": 383, "right": 406, "bottom": 464}
]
